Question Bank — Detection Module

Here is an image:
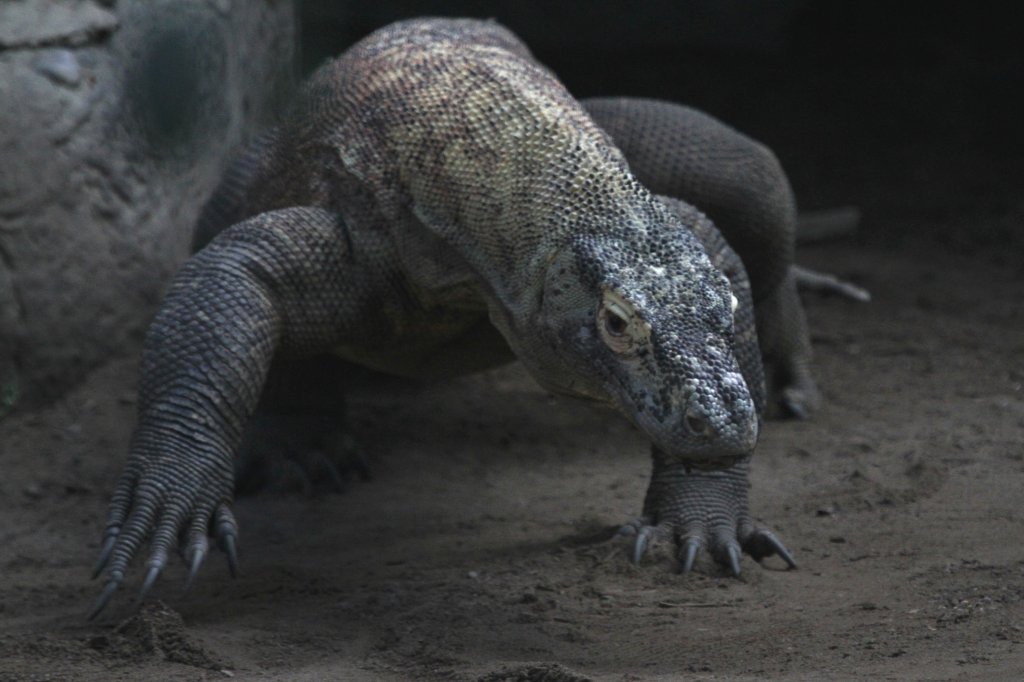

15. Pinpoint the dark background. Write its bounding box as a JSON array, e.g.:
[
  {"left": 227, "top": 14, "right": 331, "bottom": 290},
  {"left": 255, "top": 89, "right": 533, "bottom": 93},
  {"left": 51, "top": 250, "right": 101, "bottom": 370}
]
[{"left": 299, "top": 0, "right": 1024, "bottom": 264}]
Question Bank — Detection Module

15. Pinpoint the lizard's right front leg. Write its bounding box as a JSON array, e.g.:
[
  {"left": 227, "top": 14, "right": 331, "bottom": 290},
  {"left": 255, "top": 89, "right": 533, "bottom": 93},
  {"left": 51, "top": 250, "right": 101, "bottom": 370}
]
[{"left": 90, "top": 206, "right": 384, "bottom": 619}]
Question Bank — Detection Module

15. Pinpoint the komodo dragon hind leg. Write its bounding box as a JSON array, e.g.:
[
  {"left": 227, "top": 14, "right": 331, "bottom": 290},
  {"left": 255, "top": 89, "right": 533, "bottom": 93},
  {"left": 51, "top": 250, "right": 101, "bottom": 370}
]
[
  {"left": 755, "top": 269, "right": 819, "bottom": 419},
  {"left": 234, "top": 354, "right": 370, "bottom": 496}
]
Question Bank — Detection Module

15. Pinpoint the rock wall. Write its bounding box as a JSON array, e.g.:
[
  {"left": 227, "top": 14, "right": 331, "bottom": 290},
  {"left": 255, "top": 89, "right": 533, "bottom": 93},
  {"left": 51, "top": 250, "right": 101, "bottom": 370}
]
[{"left": 0, "top": 0, "right": 296, "bottom": 409}]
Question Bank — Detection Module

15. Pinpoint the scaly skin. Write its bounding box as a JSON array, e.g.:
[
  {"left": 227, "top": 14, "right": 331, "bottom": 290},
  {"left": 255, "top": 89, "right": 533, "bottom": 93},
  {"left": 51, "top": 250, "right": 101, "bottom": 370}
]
[
  {"left": 92, "top": 206, "right": 395, "bottom": 617},
  {"left": 91, "top": 18, "right": 800, "bottom": 618},
  {"left": 624, "top": 456, "right": 794, "bottom": 574}
]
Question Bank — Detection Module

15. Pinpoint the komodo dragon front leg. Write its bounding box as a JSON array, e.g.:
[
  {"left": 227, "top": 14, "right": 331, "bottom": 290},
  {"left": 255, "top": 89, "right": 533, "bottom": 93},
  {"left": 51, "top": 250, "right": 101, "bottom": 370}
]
[
  {"left": 583, "top": 97, "right": 821, "bottom": 418},
  {"left": 90, "top": 206, "right": 395, "bottom": 618}
]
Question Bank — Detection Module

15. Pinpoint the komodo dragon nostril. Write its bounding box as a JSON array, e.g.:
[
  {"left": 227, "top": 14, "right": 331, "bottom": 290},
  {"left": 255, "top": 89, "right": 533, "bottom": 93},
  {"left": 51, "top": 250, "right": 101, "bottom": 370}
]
[{"left": 684, "top": 410, "right": 710, "bottom": 437}]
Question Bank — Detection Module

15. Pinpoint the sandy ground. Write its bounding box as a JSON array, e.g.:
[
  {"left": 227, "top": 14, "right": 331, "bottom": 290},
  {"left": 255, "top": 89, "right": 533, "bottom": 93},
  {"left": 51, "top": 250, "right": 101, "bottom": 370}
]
[{"left": 2, "top": 224, "right": 1023, "bottom": 681}]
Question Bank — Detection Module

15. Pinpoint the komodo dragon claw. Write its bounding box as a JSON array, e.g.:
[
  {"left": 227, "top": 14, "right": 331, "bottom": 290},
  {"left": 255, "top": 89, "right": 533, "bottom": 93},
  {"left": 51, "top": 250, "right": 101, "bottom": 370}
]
[
  {"left": 91, "top": 529, "right": 118, "bottom": 580},
  {"left": 623, "top": 454, "right": 797, "bottom": 576},
  {"left": 680, "top": 537, "right": 701, "bottom": 573},
  {"left": 183, "top": 542, "right": 207, "bottom": 593},
  {"left": 89, "top": 498, "right": 240, "bottom": 620},
  {"left": 625, "top": 517, "right": 796, "bottom": 576}
]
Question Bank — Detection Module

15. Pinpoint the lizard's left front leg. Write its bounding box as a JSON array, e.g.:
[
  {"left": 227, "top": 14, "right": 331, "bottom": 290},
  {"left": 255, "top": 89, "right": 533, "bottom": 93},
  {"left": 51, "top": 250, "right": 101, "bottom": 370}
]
[{"left": 625, "top": 453, "right": 795, "bottom": 574}]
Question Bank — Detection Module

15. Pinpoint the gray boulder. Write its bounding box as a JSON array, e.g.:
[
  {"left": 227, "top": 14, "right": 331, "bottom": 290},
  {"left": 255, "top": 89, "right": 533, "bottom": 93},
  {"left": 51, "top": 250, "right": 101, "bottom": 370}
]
[{"left": 0, "top": 0, "right": 296, "bottom": 409}]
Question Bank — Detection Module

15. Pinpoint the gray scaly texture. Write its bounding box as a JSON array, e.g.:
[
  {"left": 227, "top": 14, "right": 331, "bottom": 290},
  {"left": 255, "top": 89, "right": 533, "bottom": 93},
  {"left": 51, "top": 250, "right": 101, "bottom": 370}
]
[{"left": 92, "top": 18, "right": 799, "bottom": 618}]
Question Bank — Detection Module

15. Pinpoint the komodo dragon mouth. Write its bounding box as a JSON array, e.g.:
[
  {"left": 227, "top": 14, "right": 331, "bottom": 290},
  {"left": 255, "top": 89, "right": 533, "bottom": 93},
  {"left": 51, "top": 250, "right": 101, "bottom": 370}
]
[{"left": 682, "top": 454, "right": 748, "bottom": 472}]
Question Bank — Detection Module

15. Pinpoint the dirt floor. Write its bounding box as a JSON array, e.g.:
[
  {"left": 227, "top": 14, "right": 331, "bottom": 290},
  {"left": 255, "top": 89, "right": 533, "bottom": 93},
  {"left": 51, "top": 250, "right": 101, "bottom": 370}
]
[
  {"left": 2, "top": 225, "right": 1023, "bottom": 681},
  {"left": 3, "top": 24, "right": 1024, "bottom": 680}
]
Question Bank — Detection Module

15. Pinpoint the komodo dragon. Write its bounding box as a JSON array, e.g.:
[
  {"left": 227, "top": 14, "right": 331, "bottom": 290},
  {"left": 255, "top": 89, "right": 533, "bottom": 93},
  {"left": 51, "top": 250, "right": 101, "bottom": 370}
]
[{"left": 91, "top": 17, "right": 836, "bottom": 617}]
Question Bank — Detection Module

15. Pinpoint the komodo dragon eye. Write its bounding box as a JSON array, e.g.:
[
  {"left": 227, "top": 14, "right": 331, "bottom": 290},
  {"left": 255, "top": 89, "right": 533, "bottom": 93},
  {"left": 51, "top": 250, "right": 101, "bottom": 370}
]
[{"left": 598, "top": 289, "right": 650, "bottom": 354}]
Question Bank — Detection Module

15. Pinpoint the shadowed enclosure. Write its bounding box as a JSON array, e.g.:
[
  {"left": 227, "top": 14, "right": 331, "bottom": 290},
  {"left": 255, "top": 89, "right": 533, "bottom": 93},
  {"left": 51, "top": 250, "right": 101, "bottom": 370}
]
[{"left": 1, "top": 2, "right": 1022, "bottom": 680}]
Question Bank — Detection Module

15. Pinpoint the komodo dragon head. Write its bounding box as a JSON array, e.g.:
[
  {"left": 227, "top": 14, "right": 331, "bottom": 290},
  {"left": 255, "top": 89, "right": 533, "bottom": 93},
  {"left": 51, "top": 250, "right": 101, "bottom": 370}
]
[{"left": 512, "top": 198, "right": 759, "bottom": 469}]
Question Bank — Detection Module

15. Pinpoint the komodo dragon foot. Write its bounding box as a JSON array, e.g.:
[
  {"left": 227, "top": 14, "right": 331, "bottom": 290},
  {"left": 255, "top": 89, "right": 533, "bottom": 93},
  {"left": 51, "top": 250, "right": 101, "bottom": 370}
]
[
  {"left": 234, "top": 356, "right": 369, "bottom": 496},
  {"left": 621, "top": 452, "right": 796, "bottom": 575},
  {"left": 234, "top": 411, "right": 368, "bottom": 496}
]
